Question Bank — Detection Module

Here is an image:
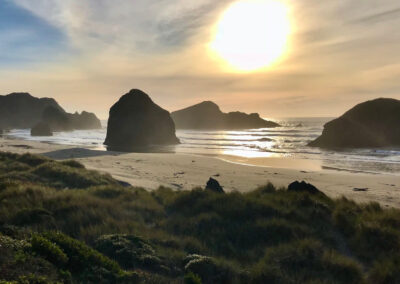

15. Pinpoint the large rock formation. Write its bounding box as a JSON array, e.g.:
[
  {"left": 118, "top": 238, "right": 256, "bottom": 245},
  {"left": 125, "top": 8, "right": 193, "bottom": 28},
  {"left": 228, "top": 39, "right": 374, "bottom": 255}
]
[
  {"left": 0, "top": 92, "right": 64, "bottom": 129},
  {"left": 42, "top": 106, "right": 74, "bottom": 132},
  {"left": 70, "top": 111, "right": 102, "bottom": 130},
  {"left": 104, "top": 89, "right": 180, "bottom": 151},
  {"left": 171, "top": 101, "right": 280, "bottom": 130},
  {"left": 309, "top": 98, "right": 400, "bottom": 148},
  {"left": 40, "top": 106, "right": 101, "bottom": 132},
  {"left": 0, "top": 92, "right": 101, "bottom": 132}
]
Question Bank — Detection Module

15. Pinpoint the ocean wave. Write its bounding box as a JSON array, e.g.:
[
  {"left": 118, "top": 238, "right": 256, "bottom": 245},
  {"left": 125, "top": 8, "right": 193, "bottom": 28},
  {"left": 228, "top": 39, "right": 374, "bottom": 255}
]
[{"left": 179, "top": 136, "right": 274, "bottom": 142}]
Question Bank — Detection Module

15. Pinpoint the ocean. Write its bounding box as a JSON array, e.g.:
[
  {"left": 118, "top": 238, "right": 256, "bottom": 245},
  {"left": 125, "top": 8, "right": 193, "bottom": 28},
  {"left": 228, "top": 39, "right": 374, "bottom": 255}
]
[{"left": 6, "top": 117, "right": 400, "bottom": 175}]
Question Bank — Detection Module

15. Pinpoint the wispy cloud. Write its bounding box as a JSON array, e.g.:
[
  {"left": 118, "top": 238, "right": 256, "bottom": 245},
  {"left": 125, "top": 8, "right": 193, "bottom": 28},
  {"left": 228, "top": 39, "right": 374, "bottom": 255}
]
[{"left": 1, "top": 0, "right": 400, "bottom": 118}]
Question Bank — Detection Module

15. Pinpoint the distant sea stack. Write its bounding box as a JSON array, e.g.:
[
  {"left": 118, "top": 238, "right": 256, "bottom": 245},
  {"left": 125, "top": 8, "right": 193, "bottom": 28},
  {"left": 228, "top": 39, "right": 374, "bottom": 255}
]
[
  {"left": 41, "top": 106, "right": 101, "bottom": 132},
  {"left": 171, "top": 101, "right": 280, "bottom": 130},
  {"left": 0, "top": 92, "right": 64, "bottom": 129},
  {"left": 104, "top": 89, "right": 180, "bottom": 151},
  {"left": 0, "top": 92, "right": 101, "bottom": 133},
  {"left": 309, "top": 98, "right": 400, "bottom": 148},
  {"left": 70, "top": 111, "right": 102, "bottom": 130}
]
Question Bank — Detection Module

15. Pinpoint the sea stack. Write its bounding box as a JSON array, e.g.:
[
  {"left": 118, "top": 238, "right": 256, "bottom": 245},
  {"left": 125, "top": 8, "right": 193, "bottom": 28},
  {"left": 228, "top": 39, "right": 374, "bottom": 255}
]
[
  {"left": 0, "top": 92, "right": 64, "bottom": 129},
  {"left": 309, "top": 98, "right": 400, "bottom": 148},
  {"left": 31, "top": 122, "right": 53, "bottom": 136},
  {"left": 40, "top": 106, "right": 102, "bottom": 132},
  {"left": 171, "top": 101, "right": 280, "bottom": 130},
  {"left": 104, "top": 89, "right": 180, "bottom": 151}
]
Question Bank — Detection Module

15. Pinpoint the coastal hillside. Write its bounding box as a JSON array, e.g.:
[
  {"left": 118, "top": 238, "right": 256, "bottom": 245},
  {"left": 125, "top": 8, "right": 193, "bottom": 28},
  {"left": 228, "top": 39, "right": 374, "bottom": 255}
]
[
  {"left": 0, "top": 152, "right": 399, "bottom": 283},
  {"left": 171, "top": 101, "right": 280, "bottom": 130}
]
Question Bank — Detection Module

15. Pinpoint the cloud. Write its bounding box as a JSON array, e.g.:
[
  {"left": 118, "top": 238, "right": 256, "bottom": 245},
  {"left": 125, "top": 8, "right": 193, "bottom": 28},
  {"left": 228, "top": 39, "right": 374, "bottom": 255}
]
[{"left": 1, "top": 0, "right": 400, "bottom": 118}]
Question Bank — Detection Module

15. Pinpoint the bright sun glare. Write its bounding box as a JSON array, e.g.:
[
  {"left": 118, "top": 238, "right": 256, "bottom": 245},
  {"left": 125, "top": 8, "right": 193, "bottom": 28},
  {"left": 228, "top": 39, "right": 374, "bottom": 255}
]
[{"left": 210, "top": 0, "right": 291, "bottom": 72}]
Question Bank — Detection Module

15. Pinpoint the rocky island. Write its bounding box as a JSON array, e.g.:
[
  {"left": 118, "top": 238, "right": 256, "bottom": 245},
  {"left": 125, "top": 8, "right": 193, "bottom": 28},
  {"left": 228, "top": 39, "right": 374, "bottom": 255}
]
[
  {"left": 171, "top": 101, "right": 280, "bottom": 130},
  {"left": 0, "top": 92, "right": 101, "bottom": 136},
  {"left": 104, "top": 89, "right": 180, "bottom": 151},
  {"left": 309, "top": 98, "right": 400, "bottom": 148},
  {"left": 0, "top": 92, "right": 63, "bottom": 129}
]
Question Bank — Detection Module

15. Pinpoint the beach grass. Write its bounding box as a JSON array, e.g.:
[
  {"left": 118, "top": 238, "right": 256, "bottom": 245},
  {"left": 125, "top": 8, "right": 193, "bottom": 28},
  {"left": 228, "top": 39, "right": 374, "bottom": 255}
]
[{"left": 0, "top": 152, "right": 399, "bottom": 283}]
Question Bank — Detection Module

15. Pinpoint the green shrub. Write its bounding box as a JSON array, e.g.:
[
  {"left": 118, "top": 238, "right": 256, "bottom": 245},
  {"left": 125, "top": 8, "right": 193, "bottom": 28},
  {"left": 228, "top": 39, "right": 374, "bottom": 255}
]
[
  {"left": 30, "top": 234, "right": 68, "bottom": 266},
  {"left": 41, "top": 231, "right": 127, "bottom": 283},
  {"left": 368, "top": 254, "right": 400, "bottom": 284},
  {"left": 94, "top": 234, "right": 162, "bottom": 271},
  {"left": 184, "top": 272, "right": 202, "bottom": 284},
  {"left": 184, "top": 254, "right": 237, "bottom": 284},
  {"left": 252, "top": 239, "right": 363, "bottom": 284},
  {"left": 60, "top": 160, "right": 85, "bottom": 169},
  {"left": 11, "top": 208, "right": 54, "bottom": 227},
  {"left": 32, "top": 162, "right": 117, "bottom": 189}
]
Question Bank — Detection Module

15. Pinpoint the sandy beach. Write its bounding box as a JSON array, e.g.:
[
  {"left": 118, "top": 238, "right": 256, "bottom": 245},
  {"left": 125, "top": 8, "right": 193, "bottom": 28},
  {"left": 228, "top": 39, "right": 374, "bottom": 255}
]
[{"left": 1, "top": 136, "right": 399, "bottom": 209}]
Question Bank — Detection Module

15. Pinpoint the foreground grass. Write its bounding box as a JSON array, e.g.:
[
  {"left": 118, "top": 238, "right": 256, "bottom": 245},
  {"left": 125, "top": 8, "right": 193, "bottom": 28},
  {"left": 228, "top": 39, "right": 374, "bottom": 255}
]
[{"left": 0, "top": 152, "right": 399, "bottom": 283}]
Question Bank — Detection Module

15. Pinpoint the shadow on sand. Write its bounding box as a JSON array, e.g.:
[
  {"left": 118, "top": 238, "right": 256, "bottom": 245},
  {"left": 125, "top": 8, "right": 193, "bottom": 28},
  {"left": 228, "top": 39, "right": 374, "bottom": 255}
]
[
  {"left": 42, "top": 145, "right": 177, "bottom": 160},
  {"left": 41, "top": 148, "right": 124, "bottom": 160}
]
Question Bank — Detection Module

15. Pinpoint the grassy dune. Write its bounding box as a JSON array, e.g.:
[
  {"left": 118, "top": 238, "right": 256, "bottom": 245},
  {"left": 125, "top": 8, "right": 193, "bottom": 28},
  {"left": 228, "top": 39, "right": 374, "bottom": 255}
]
[{"left": 0, "top": 152, "right": 399, "bottom": 283}]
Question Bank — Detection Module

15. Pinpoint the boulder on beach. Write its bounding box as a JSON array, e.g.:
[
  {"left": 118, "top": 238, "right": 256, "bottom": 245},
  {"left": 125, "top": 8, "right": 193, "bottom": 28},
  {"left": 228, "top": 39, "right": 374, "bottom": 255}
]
[
  {"left": 31, "top": 122, "right": 53, "bottom": 137},
  {"left": 171, "top": 101, "right": 280, "bottom": 130},
  {"left": 104, "top": 89, "right": 180, "bottom": 151},
  {"left": 288, "top": 181, "right": 322, "bottom": 195},
  {"left": 309, "top": 98, "right": 400, "bottom": 148},
  {"left": 205, "top": 177, "right": 224, "bottom": 193}
]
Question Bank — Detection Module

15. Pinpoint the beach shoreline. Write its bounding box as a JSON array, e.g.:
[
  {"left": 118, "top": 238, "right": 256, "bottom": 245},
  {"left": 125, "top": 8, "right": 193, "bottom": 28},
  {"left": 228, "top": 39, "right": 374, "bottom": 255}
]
[{"left": 1, "top": 136, "right": 399, "bottom": 208}]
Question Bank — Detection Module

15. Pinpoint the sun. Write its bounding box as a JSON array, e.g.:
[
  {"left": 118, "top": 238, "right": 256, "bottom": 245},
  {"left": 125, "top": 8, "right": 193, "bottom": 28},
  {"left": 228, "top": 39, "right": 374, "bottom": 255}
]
[{"left": 210, "top": 0, "right": 291, "bottom": 72}]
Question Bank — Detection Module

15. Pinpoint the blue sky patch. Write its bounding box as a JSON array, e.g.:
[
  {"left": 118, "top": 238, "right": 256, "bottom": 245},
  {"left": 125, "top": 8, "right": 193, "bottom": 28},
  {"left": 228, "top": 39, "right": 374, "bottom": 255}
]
[{"left": 0, "top": 0, "right": 67, "bottom": 67}]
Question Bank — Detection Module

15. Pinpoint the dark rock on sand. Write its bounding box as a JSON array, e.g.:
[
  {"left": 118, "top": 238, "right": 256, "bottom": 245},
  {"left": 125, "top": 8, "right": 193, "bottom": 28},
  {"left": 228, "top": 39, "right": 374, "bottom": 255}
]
[
  {"left": 171, "top": 101, "right": 280, "bottom": 130},
  {"left": 31, "top": 122, "right": 53, "bottom": 136},
  {"left": 104, "top": 89, "right": 180, "bottom": 151},
  {"left": 288, "top": 181, "right": 322, "bottom": 195},
  {"left": 206, "top": 177, "right": 224, "bottom": 193},
  {"left": 309, "top": 98, "right": 400, "bottom": 148}
]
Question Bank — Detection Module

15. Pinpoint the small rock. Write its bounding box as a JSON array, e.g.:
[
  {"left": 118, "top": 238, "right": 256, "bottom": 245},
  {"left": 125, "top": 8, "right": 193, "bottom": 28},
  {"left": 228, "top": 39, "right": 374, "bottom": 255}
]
[
  {"left": 288, "top": 181, "right": 322, "bottom": 195},
  {"left": 353, "top": 188, "right": 368, "bottom": 192},
  {"left": 31, "top": 122, "right": 53, "bottom": 137},
  {"left": 205, "top": 178, "right": 224, "bottom": 193}
]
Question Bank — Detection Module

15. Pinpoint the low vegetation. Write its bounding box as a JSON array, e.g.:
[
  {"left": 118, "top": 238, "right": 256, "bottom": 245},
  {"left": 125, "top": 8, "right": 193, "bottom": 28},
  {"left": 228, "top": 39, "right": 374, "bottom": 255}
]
[{"left": 0, "top": 152, "right": 399, "bottom": 283}]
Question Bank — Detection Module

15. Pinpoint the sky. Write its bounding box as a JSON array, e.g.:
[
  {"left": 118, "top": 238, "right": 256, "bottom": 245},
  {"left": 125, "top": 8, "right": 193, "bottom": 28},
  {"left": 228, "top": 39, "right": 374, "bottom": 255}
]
[{"left": 1, "top": 0, "right": 400, "bottom": 119}]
